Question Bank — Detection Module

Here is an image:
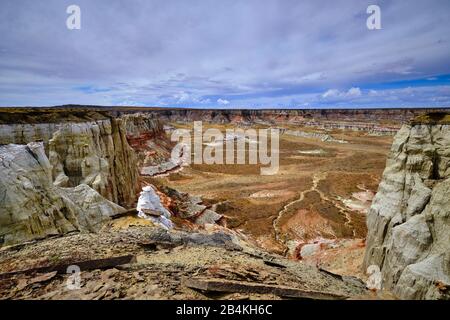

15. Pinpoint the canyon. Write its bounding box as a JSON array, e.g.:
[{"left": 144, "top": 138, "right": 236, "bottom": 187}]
[{"left": 0, "top": 106, "right": 448, "bottom": 300}]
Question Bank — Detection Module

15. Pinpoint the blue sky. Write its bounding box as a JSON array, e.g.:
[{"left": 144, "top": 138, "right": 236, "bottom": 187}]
[{"left": 0, "top": 0, "right": 450, "bottom": 108}]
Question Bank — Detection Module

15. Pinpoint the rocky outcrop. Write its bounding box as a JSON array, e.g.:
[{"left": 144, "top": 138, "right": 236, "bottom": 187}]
[
  {"left": 159, "top": 186, "right": 223, "bottom": 225},
  {"left": 364, "top": 122, "right": 450, "bottom": 300},
  {"left": 122, "top": 113, "right": 173, "bottom": 167},
  {"left": 0, "top": 109, "right": 227, "bottom": 245},
  {"left": 0, "top": 221, "right": 368, "bottom": 300},
  {"left": 122, "top": 113, "right": 164, "bottom": 138},
  {"left": 0, "top": 142, "right": 125, "bottom": 246},
  {"left": 47, "top": 118, "right": 139, "bottom": 207},
  {"left": 284, "top": 129, "right": 348, "bottom": 144},
  {"left": 0, "top": 115, "right": 139, "bottom": 208}
]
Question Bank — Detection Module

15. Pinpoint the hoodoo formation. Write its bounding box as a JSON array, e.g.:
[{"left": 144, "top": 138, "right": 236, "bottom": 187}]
[
  {"left": 0, "top": 106, "right": 449, "bottom": 300},
  {"left": 364, "top": 113, "right": 450, "bottom": 299}
]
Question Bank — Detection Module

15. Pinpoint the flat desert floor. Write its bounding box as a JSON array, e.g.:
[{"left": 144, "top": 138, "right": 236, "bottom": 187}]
[{"left": 147, "top": 124, "right": 393, "bottom": 277}]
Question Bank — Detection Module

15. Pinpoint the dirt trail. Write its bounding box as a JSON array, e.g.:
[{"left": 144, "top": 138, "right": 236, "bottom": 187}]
[
  {"left": 272, "top": 172, "right": 327, "bottom": 243},
  {"left": 272, "top": 171, "right": 357, "bottom": 248}
]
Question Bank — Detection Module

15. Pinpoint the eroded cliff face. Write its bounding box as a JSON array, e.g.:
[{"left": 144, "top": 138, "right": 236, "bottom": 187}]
[
  {"left": 141, "top": 108, "right": 436, "bottom": 125},
  {"left": 121, "top": 113, "right": 173, "bottom": 167},
  {"left": 0, "top": 115, "right": 139, "bottom": 207},
  {"left": 0, "top": 111, "right": 145, "bottom": 245},
  {"left": 364, "top": 123, "right": 450, "bottom": 300},
  {"left": 0, "top": 142, "right": 125, "bottom": 246},
  {"left": 47, "top": 118, "right": 139, "bottom": 207},
  {"left": 135, "top": 108, "right": 448, "bottom": 135}
]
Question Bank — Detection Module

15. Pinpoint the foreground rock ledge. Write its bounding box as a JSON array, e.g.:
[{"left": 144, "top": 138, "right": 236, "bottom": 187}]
[{"left": 0, "top": 224, "right": 368, "bottom": 300}]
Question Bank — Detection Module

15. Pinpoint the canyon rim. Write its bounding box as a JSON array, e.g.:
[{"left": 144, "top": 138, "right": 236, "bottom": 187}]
[
  {"left": 1, "top": 0, "right": 450, "bottom": 306},
  {"left": 0, "top": 106, "right": 449, "bottom": 301}
]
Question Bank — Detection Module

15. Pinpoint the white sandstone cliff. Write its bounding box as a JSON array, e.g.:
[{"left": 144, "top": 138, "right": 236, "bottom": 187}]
[
  {"left": 364, "top": 123, "right": 450, "bottom": 300},
  {"left": 0, "top": 117, "right": 139, "bottom": 207},
  {"left": 0, "top": 142, "right": 125, "bottom": 246}
]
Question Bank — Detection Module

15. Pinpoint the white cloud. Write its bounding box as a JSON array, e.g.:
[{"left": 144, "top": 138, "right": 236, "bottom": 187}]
[
  {"left": 322, "top": 89, "right": 340, "bottom": 98},
  {"left": 198, "top": 85, "right": 450, "bottom": 109},
  {"left": 174, "top": 91, "right": 190, "bottom": 103},
  {"left": 347, "top": 87, "right": 362, "bottom": 97},
  {"left": 171, "top": 91, "right": 211, "bottom": 105},
  {"left": 322, "top": 87, "right": 362, "bottom": 99},
  {"left": 217, "top": 98, "right": 230, "bottom": 105},
  {"left": 295, "top": 72, "right": 326, "bottom": 82}
]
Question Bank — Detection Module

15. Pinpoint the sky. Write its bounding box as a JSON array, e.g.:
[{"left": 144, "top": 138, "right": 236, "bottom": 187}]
[{"left": 0, "top": 0, "right": 449, "bottom": 108}]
